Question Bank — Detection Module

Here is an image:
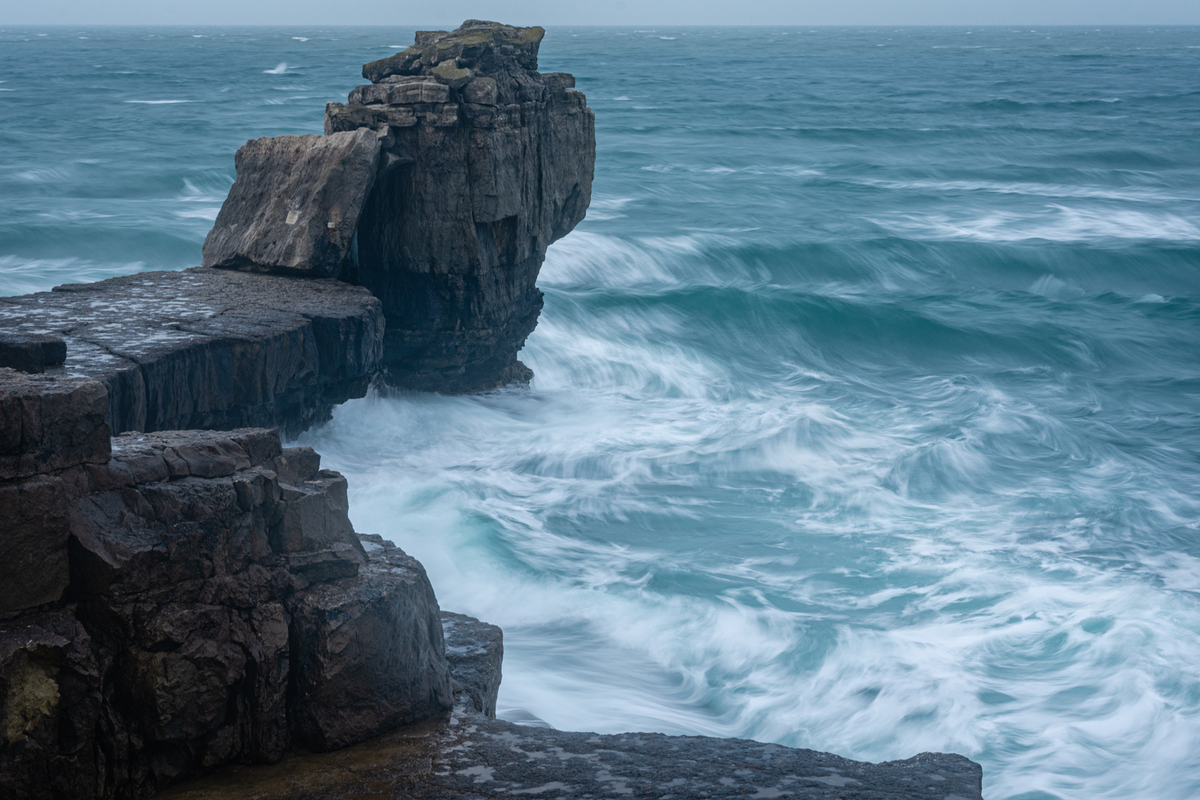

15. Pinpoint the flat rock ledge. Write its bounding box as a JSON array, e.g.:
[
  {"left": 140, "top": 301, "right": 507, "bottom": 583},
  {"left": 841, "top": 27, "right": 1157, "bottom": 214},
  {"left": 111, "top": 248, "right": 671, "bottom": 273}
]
[
  {"left": 0, "top": 267, "right": 383, "bottom": 437},
  {"left": 161, "top": 614, "right": 982, "bottom": 800}
]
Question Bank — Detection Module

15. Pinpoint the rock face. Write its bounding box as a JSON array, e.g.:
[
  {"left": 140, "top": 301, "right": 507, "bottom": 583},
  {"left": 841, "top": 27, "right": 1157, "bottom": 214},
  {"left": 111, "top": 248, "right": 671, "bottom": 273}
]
[
  {"left": 205, "top": 20, "right": 595, "bottom": 392},
  {"left": 440, "top": 611, "right": 502, "bottom": 718},
  {"left": 289, "top": 538, "right": 451, "bottom": 752},
  {"left": 0, "top": 426, "right": 453, "bottom": 800},
  {"left": 0, "top": 371, "right": 110, "bottom": 615},
  {"left": 0, "top": 268, "right": 384, "bottom": 437}
]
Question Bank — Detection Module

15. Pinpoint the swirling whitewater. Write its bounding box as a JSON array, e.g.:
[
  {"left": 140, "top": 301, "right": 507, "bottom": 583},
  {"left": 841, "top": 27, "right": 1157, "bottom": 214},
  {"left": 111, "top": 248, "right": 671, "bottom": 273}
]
[{"left": 2, "top": 25, "right": 1199, "bottom": 800}]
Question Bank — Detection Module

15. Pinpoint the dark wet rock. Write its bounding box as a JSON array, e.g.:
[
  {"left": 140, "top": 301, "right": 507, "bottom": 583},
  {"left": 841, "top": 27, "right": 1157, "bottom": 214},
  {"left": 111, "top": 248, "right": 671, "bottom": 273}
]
[
  {"left": 0, "top": 370, "right": 109, "bottom": 481},
  {"left": 324, "top": 20, "right": 596, "bottom": 392},
  {"left": 0, "top": 333, "right": 66, "bottom": 374},
  {"left": 0, "top": 428, "right": 454, "bottom": 799},
  {"left": 202, "top": 130, "right": 381, "bottom": 278},
  {"left": 0, "top": 268, "right": 383, "bottom": 437},
  {"left": 462, "top": 75, "right": 497, "bottom": 105},
  {"left": 0, "top": 475, "right": 72, "bottom": 615},
  {"left": 0, "top": 609, "right": 102, "bottom": 800},
  {"left": 440, "top": 611, "right": 502, "bottom": 718},
  {"left": 289, "top": 539, "right": 452, "bottom": 752},
  {"left": 157, "top": 709, "right": 983, "bottom": 800}
]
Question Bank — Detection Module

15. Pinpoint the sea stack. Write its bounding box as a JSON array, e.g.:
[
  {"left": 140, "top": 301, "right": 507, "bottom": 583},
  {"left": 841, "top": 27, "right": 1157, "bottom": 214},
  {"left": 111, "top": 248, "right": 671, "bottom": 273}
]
[{"left": 204, "top": 20, "right": 596, "bottom": 392}]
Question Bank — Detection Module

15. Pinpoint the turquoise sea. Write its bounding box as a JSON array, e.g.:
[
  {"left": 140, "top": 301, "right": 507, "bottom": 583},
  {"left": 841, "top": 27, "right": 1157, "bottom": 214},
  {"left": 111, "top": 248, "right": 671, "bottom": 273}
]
[{"left": 3, "top": 25, "right": 1200, "bottom": 800}]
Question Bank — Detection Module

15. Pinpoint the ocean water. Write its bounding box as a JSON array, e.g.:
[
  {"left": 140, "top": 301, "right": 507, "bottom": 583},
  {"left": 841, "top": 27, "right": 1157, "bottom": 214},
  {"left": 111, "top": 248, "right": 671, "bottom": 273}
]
[{"left": 3, "top": 25, "right": 1200, "bottom": 800}]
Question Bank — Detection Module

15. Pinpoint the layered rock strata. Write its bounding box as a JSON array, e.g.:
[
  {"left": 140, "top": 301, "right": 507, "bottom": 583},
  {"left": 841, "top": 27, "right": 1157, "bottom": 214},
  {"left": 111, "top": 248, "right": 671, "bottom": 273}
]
[
  {"left": 0, "top": 268, "right": 383, "bottom": 437},
  {"left": 159, "top": 613, "right": 982, "bottom": 800},
  {"left": 0, "top": 413, "right": 452, "bottom": 800},
  {"left": 204, "top": 20, "right": 596, "bottom": 392}
]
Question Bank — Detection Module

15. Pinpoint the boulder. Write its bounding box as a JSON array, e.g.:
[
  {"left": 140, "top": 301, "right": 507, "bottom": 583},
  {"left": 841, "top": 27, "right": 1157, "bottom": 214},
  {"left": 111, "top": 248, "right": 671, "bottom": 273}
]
[
  {"left": 202, "top": 129, "right": 381, "bottom": 278},
  {"left": 288, "top": 536, "right": 452, "bottom": 751},
  {"left": 430, "top": 59, "right": 472, "bottom": 89}
]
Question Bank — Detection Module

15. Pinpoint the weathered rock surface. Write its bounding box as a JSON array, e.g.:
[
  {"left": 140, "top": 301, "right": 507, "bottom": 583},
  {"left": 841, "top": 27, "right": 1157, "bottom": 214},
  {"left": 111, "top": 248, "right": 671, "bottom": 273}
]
[
  {"left": 160, "top": 706, "right": 982, "bottom": 800},
  {"left": 159, "top": 613, "right": 982, "bottom": 800},
  {"left": 0, "top": 333, "right": 66, "bottom": 374},
  {"left": 202, "top": 129, "right": 381, "bottom": 278},
  {"left": 0, "top": 428, "right": 453, "bottom": 799},
  {"left": 0, "top": 268, "right": 383, "bottom": 436},
  {"left": 333, "top": 20, "right": 595, "bottom": 392},
  {"left": 0, "top": 370, "right": 109, "bottom": 482},
  {"left": 204, "top": 20, "right": 595, "bottom": 392},
  {"left": 0, "top": 371, "right": 110, "bottom": 615},
  {"left": 440, "top": 611, "right": 502, "bottom": 718}
]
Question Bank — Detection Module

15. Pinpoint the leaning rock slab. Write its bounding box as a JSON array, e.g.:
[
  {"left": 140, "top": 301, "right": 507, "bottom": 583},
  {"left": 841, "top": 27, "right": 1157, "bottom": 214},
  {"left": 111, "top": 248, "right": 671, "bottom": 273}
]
[
  {"left": 440, "top": 610, "right": 502, "bottom": 717},
  {"left": 158, "top": 710, "right": 984, "bottom": 800},
  {"left": 202, "top": 129, "right": 381, "bottom": 278}
]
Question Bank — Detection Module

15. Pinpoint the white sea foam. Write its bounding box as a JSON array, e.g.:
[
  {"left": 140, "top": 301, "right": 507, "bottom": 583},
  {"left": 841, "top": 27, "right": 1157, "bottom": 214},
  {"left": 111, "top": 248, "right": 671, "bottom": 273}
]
[
  {"left": 872, "top": 206, "right": 1200, "bottom": 242},
  {"left": 856, "top": 176, "right": 1200, "bottom": 203},
  {"left": 263, "top": 62, "right": 288, "bottom": 74},
  {"left": 125, "top": 99, "right": 191, "bottom": 104}
]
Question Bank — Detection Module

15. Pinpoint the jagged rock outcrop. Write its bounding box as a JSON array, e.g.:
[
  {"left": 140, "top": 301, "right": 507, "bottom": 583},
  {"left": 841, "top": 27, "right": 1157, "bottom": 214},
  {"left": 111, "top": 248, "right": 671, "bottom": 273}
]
[
  {"left": 0, "top": 422, "right": 453, "bottom": 800},
  {"left": 204, "top": 20, "right": 595, "bottom": 392},
  {"left": 1, "top": 370, "right": 110, "bottom": 615},
  {"left": 0, "top": 268, "right": 383, "bottom": 437}
]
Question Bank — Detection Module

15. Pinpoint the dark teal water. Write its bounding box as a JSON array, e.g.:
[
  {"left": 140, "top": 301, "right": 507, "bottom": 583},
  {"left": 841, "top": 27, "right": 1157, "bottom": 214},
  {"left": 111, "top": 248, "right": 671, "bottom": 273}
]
[{"left": 3, "top": 26, "right": 1200, "bottom": 800}]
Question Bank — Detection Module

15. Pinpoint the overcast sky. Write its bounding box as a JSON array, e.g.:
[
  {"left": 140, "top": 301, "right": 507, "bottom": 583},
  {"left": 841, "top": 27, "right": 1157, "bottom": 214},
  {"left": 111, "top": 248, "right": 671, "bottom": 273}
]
[{"left": 6, "top": 0, "right": 1200, "bottom": 27}]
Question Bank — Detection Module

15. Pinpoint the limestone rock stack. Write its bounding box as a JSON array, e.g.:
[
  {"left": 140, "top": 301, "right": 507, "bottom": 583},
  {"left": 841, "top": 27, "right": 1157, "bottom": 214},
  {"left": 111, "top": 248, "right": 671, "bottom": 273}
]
[{"left": 203, "top": 20, "right": 596, "bottom": 392}]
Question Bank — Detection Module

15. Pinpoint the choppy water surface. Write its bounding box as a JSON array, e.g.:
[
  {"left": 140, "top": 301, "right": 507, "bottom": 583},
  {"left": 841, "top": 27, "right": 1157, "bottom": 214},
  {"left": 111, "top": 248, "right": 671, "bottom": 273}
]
[{"left": 4, "top": 26, "right": 1200, "bottom": 800}]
